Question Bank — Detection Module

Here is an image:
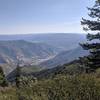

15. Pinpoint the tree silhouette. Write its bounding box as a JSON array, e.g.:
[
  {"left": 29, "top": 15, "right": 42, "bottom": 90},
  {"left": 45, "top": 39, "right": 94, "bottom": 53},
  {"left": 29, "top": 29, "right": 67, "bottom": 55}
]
[{"left": 80, "top": 0, "right": 100, "bottom": 72}]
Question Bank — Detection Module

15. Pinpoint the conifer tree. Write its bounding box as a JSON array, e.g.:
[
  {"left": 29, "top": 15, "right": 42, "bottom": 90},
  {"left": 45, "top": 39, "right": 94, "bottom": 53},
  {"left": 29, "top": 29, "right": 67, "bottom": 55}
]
[
  {"left": 15, "top": 56, "right": 22, "bottom": 88},
  {"left": 15, "top": 63, "right": 21, "bottom": 88},
  {"left": 0, "top": 66, "right": 8, "bottom": 86},
  {"left": 80, "top": 0, "right": 100, "bottom": 72}
]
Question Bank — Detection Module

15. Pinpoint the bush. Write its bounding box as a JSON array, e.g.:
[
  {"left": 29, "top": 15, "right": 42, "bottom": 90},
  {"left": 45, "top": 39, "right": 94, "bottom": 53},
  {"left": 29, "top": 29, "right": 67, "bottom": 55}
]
[
  {"left": 0, "top": 74, "right": 100, "bottom": 100},
  {"left": 18, "top": 74, "right": 100, "bottom": 100}
]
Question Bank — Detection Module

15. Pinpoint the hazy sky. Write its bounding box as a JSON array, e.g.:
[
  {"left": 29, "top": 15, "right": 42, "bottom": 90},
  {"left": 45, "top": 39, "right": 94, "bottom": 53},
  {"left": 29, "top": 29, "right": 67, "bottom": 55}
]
[{"left": 0, "top": 0, "right": 94, "bottom": 34}]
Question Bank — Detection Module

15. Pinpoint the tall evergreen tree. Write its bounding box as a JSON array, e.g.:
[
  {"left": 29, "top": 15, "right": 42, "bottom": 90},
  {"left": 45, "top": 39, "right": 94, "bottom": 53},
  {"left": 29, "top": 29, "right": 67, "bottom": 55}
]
[
  {"left": 15, "top": 63, "right": 21, "bottom": 88},
  {"left": 80, "top": 0, "right": 100, "bottom": 72},
  {"left": 0, "top": 66, "right": 8, "bottom": 86}
]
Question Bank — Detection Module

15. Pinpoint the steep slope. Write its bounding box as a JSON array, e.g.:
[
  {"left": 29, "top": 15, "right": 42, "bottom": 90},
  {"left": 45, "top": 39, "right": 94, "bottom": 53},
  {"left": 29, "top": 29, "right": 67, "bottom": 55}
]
[
  {"left": 0, "top": 40, "right": 61, "bottom": 75},
  {"left": 39, "top": 46, "right": 88, "bottom": 68},
  {"left": 7, "top": 60, "right": 83, "bottom": 81},
  {"left": 0, "top": 34, "right": 87, "bottom": 76},
  {"left": 0, "top": 40, "right": 60, "bottom": 63}
]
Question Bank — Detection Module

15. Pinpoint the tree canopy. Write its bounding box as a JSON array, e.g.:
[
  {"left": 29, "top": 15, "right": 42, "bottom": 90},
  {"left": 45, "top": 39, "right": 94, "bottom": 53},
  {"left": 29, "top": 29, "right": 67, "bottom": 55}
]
[{"left": 80, "top": 0, "right": 100, "bottom": 72}]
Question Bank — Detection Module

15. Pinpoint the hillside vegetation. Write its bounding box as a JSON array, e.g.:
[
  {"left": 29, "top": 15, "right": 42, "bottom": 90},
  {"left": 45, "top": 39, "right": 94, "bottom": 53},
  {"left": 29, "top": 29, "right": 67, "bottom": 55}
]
[
  {"left": 2, "top": 60, "right": 100, "bottom": 100},
  {"left": 0, "top": 72, "right": 100, "bottom": 100}
]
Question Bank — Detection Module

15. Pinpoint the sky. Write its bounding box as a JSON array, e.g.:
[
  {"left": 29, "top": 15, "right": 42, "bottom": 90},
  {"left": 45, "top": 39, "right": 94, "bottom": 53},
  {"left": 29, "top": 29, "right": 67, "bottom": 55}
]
[{"left": 0, "top": 0, "right": 94, "bottom": 34}]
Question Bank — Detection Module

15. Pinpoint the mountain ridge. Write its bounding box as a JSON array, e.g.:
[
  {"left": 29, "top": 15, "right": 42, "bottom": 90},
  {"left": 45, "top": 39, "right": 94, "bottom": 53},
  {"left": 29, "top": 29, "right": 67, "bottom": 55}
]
[
  {"left": 39, "top": 46, "right": 88, "bottom": 68},
  {"left": 0, "top": 40, "right": 61, "bottom": 75},
  {"left": 0, "top": 33, "right": 86, "bottom": 50}
]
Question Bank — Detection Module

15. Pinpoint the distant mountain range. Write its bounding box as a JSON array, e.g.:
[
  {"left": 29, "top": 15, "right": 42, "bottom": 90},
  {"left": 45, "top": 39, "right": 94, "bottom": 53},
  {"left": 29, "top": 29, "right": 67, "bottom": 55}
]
[
  {"left": 0, "top": 33, "right": 86, "bottom": 50},
  {"left": 0, "top": 33, "right": 88, "bottom": 75},
  {"left": 0, "top": 40, "right": 60, "bottom": 63},
  {"left": 0, "top": 40, "right": 61, "bottom": 75}
]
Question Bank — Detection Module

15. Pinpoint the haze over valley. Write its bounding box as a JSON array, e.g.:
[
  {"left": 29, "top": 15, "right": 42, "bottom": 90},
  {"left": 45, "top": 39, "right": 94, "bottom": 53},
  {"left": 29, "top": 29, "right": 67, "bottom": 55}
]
[{"left": 0, "top": 33, "right": 88, "bottom": 75}]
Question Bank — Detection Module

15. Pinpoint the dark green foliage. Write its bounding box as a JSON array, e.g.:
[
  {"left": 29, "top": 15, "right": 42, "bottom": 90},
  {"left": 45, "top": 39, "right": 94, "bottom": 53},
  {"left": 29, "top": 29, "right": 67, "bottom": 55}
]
[
  {"left": 7, "top": 60, "right": 86, "bottom": 82},
  {"left": 80, "top": 0, "right": 100, "bottom": 72},
  {"left": 0, "top": 73, "right": 100, "bottom": 100},
  {"left": 0, "top": 66, "right": 8, "bottom": 87},
  {"left": 15, "top": 64, "right": 21, "bottom": 88}
]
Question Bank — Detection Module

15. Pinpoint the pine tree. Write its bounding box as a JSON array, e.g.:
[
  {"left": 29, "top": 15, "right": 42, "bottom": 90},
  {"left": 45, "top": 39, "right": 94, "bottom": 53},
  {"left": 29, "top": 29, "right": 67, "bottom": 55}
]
[
  {"left": 80, "top": 0, "right": 100, "bottom": 72},
  {"left": 15, "top": 63, "right": 21, "bottom": 88},
  {"left": 0, "top": 66, "right": 8, "bottom": 87}
]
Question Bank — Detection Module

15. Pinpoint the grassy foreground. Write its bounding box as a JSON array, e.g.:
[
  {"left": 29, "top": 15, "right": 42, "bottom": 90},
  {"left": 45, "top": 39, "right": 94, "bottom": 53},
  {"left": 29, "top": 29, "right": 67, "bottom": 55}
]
[{"left": 0, "top": 73, "right": 100, "bottom": 100}]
